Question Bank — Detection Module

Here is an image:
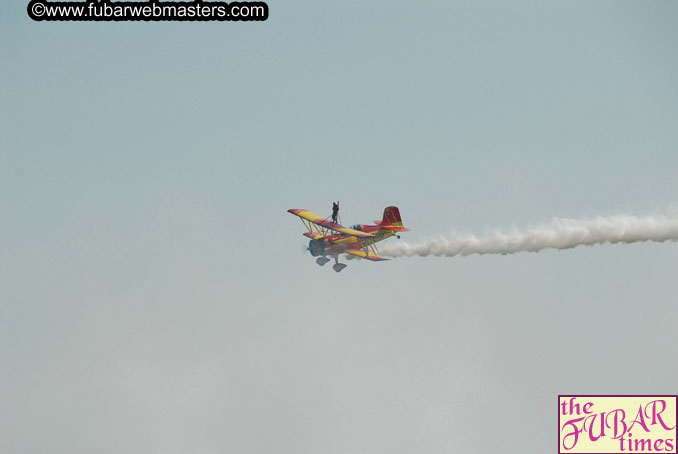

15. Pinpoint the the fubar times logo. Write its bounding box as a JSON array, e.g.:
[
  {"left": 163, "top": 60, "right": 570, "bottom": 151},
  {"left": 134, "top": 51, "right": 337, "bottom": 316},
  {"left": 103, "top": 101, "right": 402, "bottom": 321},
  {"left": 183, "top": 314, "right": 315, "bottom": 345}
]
[{"left": 559, "top": 396, "right": 677, "bottom": 453}]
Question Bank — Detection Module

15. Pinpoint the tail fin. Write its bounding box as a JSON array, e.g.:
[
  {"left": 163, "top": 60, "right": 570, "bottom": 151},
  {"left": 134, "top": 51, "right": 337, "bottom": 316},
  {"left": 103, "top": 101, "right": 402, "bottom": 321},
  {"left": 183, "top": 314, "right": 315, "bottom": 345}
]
[
  {"left": 379, "top": 206, "right": 410, "bottom": 232},
  {"left": 382, "top": 206, "right": 402, "bottom": 226}
]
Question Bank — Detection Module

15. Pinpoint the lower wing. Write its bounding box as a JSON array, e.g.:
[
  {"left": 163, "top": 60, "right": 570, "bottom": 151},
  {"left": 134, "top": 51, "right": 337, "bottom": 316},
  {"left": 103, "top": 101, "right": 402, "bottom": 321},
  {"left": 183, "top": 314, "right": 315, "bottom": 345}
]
[{"left": 344, "top": 249, "right": 389, "bottom": 261}]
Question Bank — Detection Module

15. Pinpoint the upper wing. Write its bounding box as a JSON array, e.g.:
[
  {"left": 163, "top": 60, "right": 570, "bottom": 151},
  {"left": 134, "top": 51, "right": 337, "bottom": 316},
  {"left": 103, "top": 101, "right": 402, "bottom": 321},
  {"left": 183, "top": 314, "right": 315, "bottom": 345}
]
[
  {"left": 344, "top": 249, "right": 389, "bottom": 261},
  {"left": 288, "top": 209, "right": 374, "bottom": 238}
]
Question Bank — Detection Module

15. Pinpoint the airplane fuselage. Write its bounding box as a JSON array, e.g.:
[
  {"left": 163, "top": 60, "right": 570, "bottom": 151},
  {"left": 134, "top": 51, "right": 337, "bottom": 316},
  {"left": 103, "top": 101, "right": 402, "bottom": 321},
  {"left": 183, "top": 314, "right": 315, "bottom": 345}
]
[{"left": 308, "top": 227, "right": 395, "bottom": 257}]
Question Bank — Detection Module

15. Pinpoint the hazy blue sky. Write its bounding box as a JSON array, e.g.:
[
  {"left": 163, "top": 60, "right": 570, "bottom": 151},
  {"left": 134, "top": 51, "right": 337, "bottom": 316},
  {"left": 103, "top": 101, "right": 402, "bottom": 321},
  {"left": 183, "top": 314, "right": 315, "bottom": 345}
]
[{"left": 1, "top": 1, "right": 677, "bottom": 453}]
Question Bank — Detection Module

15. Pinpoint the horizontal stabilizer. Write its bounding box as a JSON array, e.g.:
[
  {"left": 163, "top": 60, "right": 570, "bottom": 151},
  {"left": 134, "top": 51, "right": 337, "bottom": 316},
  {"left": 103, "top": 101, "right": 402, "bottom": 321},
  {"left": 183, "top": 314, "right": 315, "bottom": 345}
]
[{"left": 380, "top": 225, "right": 410, "bottom": 232}]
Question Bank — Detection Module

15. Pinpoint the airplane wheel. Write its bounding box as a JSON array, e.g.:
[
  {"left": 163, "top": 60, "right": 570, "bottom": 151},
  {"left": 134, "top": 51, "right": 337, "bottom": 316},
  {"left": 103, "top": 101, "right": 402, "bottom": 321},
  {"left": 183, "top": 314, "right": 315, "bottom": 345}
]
[
  {"left": 332, "top": 263, "right": 347, "bottom": 273},
  {"left": 316, "top": 257, "right": 330, "bottom": 266}
]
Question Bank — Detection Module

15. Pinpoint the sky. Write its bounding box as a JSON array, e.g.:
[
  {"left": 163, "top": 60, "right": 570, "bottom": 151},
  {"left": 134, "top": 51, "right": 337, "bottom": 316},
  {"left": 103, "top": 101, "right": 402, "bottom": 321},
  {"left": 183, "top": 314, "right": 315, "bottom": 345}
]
[{"left": 1, "top": 1, "right": 677, "bottom": 453}]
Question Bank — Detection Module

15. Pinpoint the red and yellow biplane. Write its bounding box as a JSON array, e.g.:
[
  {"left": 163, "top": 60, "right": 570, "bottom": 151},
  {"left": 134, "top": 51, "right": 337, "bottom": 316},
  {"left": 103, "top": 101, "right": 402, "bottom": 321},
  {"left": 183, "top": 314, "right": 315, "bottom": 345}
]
[{"left": 288, "top": 206, "right": 409, "bottom": 272}]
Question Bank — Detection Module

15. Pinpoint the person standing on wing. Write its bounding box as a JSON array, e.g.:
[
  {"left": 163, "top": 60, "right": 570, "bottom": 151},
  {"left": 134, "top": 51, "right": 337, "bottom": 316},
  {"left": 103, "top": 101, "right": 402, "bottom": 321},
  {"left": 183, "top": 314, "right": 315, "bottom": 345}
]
[{"left": 331, "top": 201, "right": 339, "bottom": 223}]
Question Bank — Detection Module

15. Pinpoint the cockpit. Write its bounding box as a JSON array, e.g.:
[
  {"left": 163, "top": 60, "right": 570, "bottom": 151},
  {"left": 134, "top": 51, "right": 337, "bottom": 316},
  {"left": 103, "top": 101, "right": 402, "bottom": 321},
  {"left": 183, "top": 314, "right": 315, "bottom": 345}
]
[{"left": 350, "top": 224, "right": 362, "bottom": 231}]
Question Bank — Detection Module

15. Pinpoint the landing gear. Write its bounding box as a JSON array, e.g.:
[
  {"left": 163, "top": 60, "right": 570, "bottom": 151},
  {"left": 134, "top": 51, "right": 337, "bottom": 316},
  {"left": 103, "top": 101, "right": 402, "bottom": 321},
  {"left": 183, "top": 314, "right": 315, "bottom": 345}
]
[
  {"left": 332, "top": 256, "right": 347, "bottom": 273},
  {"left": 315, "top": 257, "right": 330, "bottom": 266}
]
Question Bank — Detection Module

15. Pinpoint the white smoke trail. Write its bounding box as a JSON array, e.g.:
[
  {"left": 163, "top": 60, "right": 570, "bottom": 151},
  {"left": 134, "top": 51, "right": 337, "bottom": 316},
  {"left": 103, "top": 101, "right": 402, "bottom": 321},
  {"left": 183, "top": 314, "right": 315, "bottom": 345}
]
[{"left": 382, "top": 209, "right": 678, "bottom": 258}]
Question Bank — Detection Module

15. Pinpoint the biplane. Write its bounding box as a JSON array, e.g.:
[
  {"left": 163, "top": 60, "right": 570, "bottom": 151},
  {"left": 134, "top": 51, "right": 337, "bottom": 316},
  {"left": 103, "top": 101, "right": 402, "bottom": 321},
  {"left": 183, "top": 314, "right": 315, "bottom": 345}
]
[{"left": 287, "top": 206, "right": 409, "bottom": 272}]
